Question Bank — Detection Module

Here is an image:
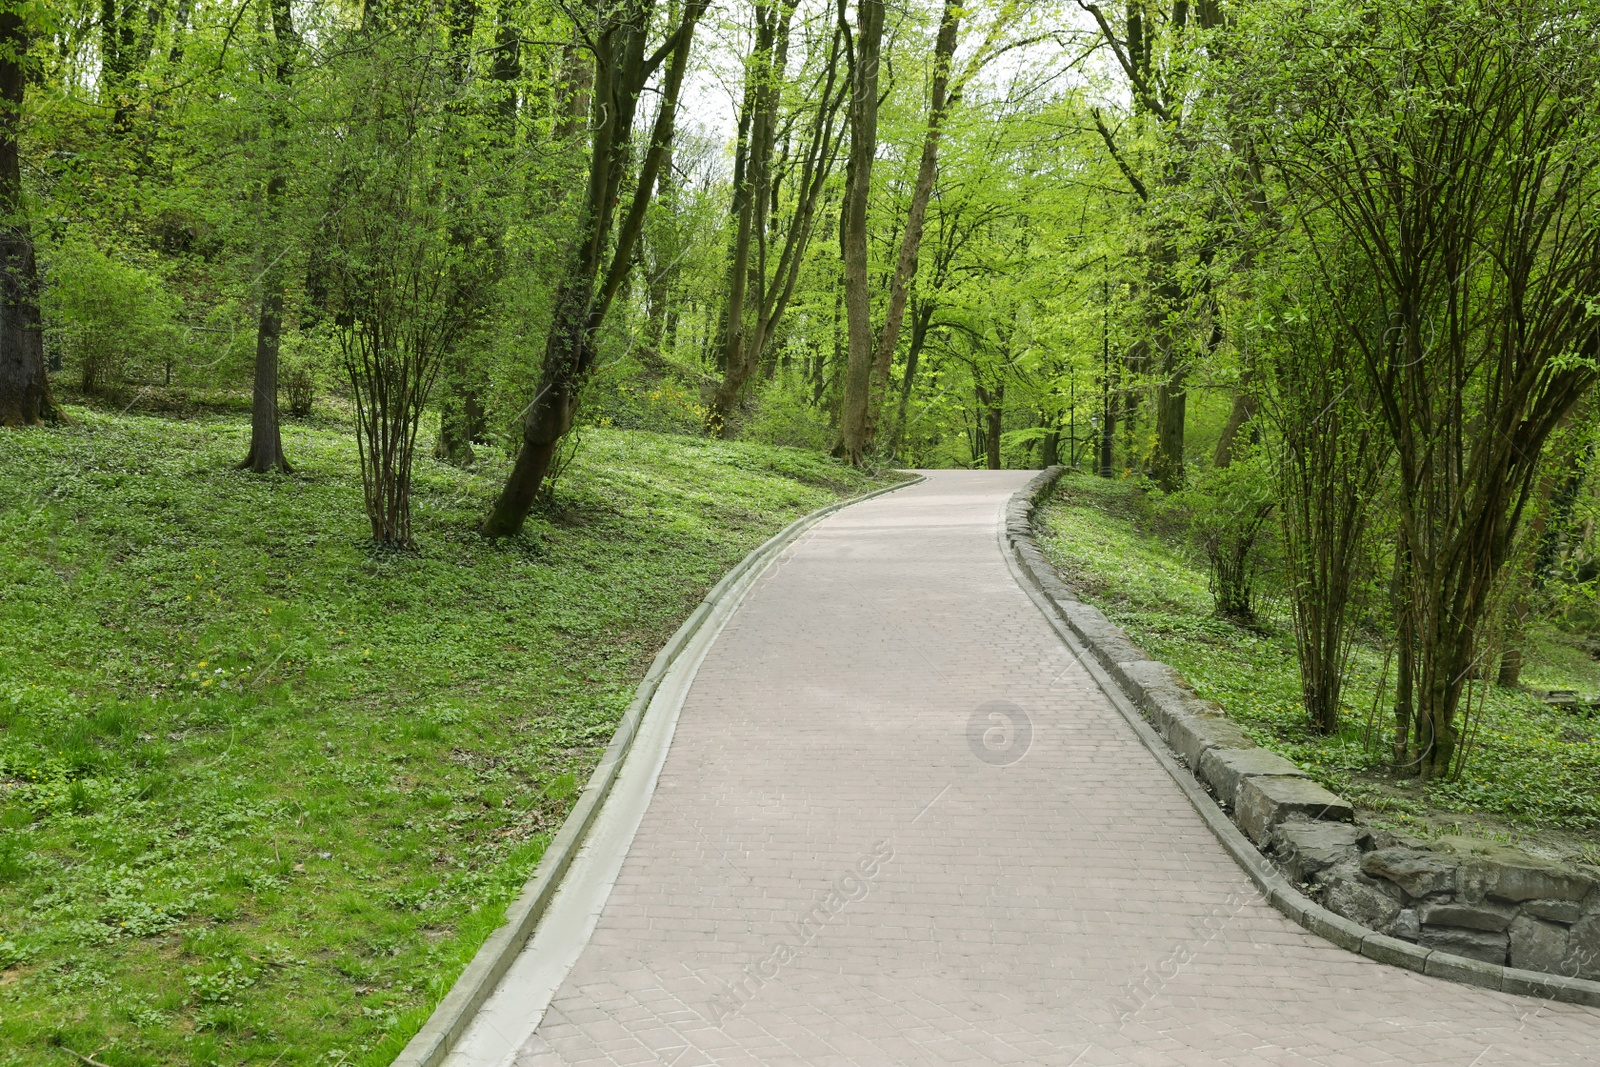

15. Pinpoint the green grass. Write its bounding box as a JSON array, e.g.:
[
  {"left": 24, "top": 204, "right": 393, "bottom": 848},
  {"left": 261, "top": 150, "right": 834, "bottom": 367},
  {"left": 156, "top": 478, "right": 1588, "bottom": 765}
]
[
  {"left": 0, "top": 407, "right": 899, "bottom": 1067},
  {"left": 1036, "top": 472, "right": 1600, "bottom": 854}
]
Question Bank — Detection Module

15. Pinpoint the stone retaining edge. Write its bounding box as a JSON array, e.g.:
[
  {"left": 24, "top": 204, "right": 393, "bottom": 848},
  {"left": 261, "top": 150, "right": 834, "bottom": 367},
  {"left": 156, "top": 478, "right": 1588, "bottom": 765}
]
[
  {"left": 1002, "top": 465, "right": 1600, "bottom": 1009},
  {"left": 392, "top": 471, "right": 927, "bottom": 1067}
]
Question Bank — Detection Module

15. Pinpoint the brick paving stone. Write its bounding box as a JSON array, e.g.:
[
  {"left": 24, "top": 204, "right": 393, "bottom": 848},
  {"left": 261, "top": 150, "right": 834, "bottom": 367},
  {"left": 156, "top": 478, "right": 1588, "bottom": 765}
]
[{"left": 502, "top": 472, "right": 1600, "bottom": 1065}]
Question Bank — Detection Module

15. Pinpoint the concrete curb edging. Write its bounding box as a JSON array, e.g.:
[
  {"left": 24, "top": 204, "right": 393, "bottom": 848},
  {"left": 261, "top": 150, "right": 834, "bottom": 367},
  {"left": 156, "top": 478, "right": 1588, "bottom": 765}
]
[
  {"left": 1001, "top": 465, "right": 1600, "bottom": 1009},
  {"left": 392, "top": 471, "right": 926, "bottom": 1067}
]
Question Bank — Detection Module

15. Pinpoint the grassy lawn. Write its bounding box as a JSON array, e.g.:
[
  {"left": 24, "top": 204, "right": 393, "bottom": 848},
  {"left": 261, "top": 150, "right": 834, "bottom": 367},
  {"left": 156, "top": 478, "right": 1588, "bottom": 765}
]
[
  {"left": 0, "top": 406, "right": 898, "bottom": 1067},
  {"left": 1036, "top": 472, "right": 1600, "bottom": 861}
]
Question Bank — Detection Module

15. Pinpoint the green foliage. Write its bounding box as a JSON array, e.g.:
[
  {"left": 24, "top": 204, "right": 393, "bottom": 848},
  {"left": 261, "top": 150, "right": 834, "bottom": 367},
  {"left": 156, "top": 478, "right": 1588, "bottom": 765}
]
[
  {"left": 1036, "top": 473, "right": 1600, "bottom": 836},
  {"left": 0, "top": 409, "right": 897, "bottom": 1065},
  {"left": 741, "top": 374, "right": 837, "bottom": 452},
  {"left": 1170, "top": 448, "right": 1278, "bottom": 621},
  {"left": 40, "top": 237, "right": 185, "bottom": 394}
]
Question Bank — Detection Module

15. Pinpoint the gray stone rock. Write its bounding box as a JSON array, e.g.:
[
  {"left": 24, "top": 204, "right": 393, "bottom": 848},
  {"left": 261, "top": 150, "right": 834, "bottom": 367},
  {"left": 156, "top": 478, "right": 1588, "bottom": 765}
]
[
  {"left": 1391, "top": 908, "right": 1420, "bottom": 941},
  {"left": 1235, "top": 776, "right": 1354, "bottom": 844},
  {"left": 1509, "top": 916, "right": 1571, "bottom": 973},
  {"left": 1433, "top": 836, "right": 1595, "bottom": 903},
  {"left": 1155, "top": 697, "right": 1227, "bottom": 738},
  {"left": 1318, "top": 862, "right": 1403, "bottom": 930},
  {"left": 1116, "top": 660, "right": 1190, "bottom": 713},
  {"left": 1270, "top": 820, "right": 1368, "bottom": 883},
  {"left": 1200, "top": 747, "right": 1307, "bottom": 809},
  {"left": 1561, "top": 915, "right": 1600, "bottom": 980},
  {"left": 1483, "top": 861, "right": 1594, "bottom": 904},
  {"left": 1523, "top": 899, "right": 1583, "bottom": 924},
  {"left": 1066, "top": 612, "right": 1142, "bottom": 669},
  {"left": 1417, "top": 900, "right": 1518, "bottom": 932},
  {"left": 1418, "top": 926, "right": 1508, "bottom": 966},
  {"left": 1360, "top": 848, "right": 1459, "bottom": 899},
  {"left": 1166, "top": 711, "right": 1257, "bottom": 768}
]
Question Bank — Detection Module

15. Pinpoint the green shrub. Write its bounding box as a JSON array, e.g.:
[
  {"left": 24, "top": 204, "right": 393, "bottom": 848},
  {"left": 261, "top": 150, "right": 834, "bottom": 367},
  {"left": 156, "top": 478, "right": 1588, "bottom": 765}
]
[
  {"left": 742, "top": 375, "right": 834, "bottom": 451},
  {"left": 41, "top": 237, "right": 183, "bottom": 394}
]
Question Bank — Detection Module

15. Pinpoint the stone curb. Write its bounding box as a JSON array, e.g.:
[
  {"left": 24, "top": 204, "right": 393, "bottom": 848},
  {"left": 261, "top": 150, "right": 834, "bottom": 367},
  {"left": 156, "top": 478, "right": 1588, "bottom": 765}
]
[
  {"left": 392, "top": 472, "right": 927, "bottom": 1067},
  {"left": 1002, "top": 465, "right": 1600, "bottom": 1009}
]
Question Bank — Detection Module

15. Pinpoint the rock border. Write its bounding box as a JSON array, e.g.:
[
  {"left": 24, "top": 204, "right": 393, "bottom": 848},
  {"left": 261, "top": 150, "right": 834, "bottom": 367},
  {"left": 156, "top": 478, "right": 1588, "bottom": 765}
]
[
  {"left": 1003, "top": 465, "right": 1600, "bottom": 1008},
  {"left": 392, "top": 472, "right": 926, "bottom": 1067}
]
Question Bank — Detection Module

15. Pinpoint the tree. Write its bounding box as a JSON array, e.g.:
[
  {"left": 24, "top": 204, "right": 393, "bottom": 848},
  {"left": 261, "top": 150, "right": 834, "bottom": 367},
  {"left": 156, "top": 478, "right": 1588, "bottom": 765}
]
[
  {"left": 0, "top": 0, "right": 51, "bottom": 427},
  {"left": 481, "top": 0, "right": 704, "bottom": 536},
  {"left": 1078, "top": 0, "right": 1225, "bottom": 489},
  {"left": 1234, "top": 0, "right": 1600, "bottom": 775},
  {"left": 830, "top": 0, "right": 884, "bottom": 465},
  {"left": 238, "top": 0, "right": 299, "bottom": 473},
  {"left": 706, "top": 0, "right": 847, "bottom": 435},
  {"left": 1252, "top": 252, "right": 1389, "bottom": 733}
]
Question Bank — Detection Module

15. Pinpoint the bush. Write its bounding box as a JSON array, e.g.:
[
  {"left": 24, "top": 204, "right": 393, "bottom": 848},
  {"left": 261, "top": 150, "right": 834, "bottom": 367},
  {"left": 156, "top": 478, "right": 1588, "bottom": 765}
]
[
  {"left": 41, "top": 237, "right": 183, "bottom": 394},
  {"left": 741, "top": 376, "right": 834, "bottom": 451},
  {"left": 1173, "top": 450, "right": 1278, "bottom": 622},
  {"left": 582, "top": 356, "right": 708, "bottom": 436},
  {"left": 279, "top": 329, "right": 334, "bottom": 419}
]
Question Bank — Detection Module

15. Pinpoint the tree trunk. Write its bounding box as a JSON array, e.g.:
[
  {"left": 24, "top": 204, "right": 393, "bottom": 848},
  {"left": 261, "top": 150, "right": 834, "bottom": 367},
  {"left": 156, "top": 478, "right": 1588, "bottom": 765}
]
[
  {"left": 831, "top": 0, "right": 885, "bottom": 465},
  {"left": 434, "top": 0, "right": 495, "bottom": 468},
  {"left": 1098, "top": 361, "right": 1116, "bottom": 478},
  {"left": 239, "top": 0, "right": 296, "bottom": 472},
  {"left": 1151, "top": 349, "right": 1185, "bottom": 489},
  {"left": 644, "top": 143, "right": 676, "bottom": 349},
  {"left": 982, "top": 381, "right": 1004, "bottom": 469},
  {"left": 707, "top": 4, "right": 787, "bottom": 436},
  {"left": 1213, "top": 387, "right": 1257, "bottom": 469},
  {"left": 887, "top": 299, "right": 933, "bottom": 456},
  {"left": 861, "top": 0, "right": 960, "bottom": 451},
  {"left": 483, "top": 0, "right": 702, "bottom": 536},
  {"left": 1391, "top": 543, "right": 1415, "bottom": 771},
  {"left": 0, "top": 7, "right": 51, "bottom": 427}
]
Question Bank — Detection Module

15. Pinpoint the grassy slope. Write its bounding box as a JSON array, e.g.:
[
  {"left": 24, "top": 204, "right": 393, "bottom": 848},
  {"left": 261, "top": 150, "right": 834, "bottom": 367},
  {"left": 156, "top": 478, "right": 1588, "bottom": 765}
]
[
  {"left": 0, "top": 409, "right": 898, "bottom": 1067},
  {"left": 1035, "top": 473, "right": 1600, "bottom": 858}
]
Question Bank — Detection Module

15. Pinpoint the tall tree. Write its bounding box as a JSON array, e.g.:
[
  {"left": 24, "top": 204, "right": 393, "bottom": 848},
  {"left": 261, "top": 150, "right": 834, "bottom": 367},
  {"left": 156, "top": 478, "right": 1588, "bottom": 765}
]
[
  {"left": 831, "top": 0, "right": 885, "bottom": 464},
  {"left": 482, "top": 0, "right": 705, "bottom": 536},
  {"left": 0, "top": 0, "right": 50, "bottom": 427},
  {"left": 239, "top": 0, "right": 299, "bottom": 473},
  {"left": 1080, "top": 0, "right": 1224, "bottom": 489},
  {"left": 706, "top": 2, "right": 847, "bottom": 434},
  {"left": 1235, "top": 0, "right": 1600, "bottom": 776},
  {"left": 859, "top": 0, "right": 960, "bottom": 452}
]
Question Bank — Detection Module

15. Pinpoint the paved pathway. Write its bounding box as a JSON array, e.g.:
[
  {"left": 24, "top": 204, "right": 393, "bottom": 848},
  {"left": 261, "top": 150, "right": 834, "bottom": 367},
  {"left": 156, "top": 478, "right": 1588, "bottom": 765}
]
[{"left": 507, "top": 471, "right": 1599, "bottom": 1066}]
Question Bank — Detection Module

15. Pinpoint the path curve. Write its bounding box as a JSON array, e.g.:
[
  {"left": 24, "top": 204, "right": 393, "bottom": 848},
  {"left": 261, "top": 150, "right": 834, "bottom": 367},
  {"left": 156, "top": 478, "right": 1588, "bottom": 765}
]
[{"left": 471, "top": 471, "right": 1600, "bottom": 1066}]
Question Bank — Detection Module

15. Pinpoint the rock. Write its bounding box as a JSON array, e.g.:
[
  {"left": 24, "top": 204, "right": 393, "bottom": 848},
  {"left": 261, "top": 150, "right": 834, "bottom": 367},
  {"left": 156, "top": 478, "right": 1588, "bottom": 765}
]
[
  {"left": 1561, "top": 915, "right": 1600, "bottom": 980},
  {"left": 1361, "top": 848, "right": 1459, "bottom": 899},
  {"left": 1270, "top": 820, "right": 1368, "bottom": 883},
  {"left": 1417, "top": 900, "right": 1518, "bottom": 932},
  {"left": 1116, "top": 660, "right": 1190, "bottom": 715},
  {"left": 1236, "top": 776, "right": 1353, "bottom": 844},
  {"left": 1418, "top": 926, "right": 1508, "bottom": 966},
  {"left": 1166, "top": 711, "right": 1257, "bottom": 768},
  {"left": 1509, "top": 916, "right": 1571, "bottom": 973},
  {"left": 1200, "top": 747, "right": 1308, "bottom": 808},
  {"left": 1523, "top": 899, "right": 1583, "bottom": 924},
  {"left": 1318, "top": 862, "right": 1403, "bottom": 930},
  {"left": 1484, "top": 862, "right": 1594, "bottom": 904},
  {"left": 1064, "top": 612, "right": 1142, "bottom": 668},
  {"left": 1391, "top": 908, "right": 1420, "bottom": 941},
  {"left": 1433, "top": 836, "right": 1595, "bottom": 903}
]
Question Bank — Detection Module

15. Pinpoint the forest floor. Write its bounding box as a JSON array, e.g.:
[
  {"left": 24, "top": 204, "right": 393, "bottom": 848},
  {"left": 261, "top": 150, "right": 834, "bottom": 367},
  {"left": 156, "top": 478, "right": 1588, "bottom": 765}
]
[
  {"left": 1036, "top": 472, "right": 1600, "bottom": 866},
  {"left": 0, "top": 399, "right": 900, "bottom": 1067}
]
